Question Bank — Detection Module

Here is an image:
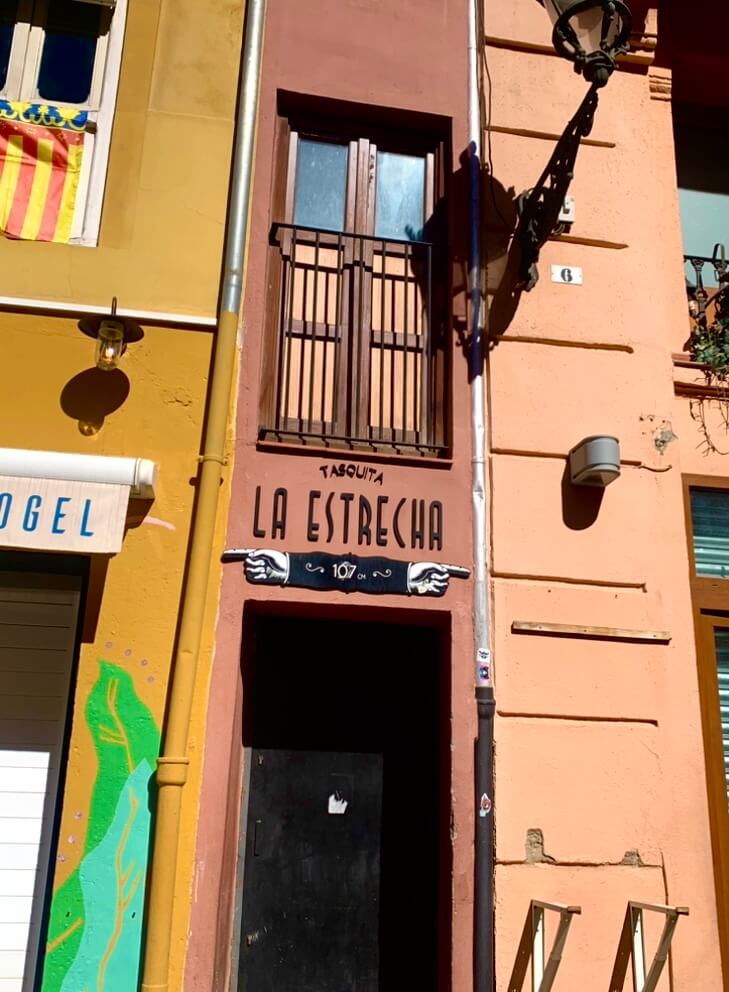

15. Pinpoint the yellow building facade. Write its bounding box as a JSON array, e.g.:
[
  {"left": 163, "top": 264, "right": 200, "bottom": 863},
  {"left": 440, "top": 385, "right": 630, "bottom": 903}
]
[{"left": 0, "top": 2, "right": 244, "bottom": 990}]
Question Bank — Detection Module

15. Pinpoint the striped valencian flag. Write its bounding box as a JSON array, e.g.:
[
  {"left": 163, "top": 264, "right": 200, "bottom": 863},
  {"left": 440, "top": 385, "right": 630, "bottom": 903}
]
[{"left": 0, "top": 100, "right": 87, "bottom": 243}]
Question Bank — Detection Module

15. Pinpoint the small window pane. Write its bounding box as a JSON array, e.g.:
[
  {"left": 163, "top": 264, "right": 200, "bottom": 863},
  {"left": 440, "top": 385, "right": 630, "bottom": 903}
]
[
  {"left": 675, "top": 115, "right": 729, "bottom": 288},
  {"left": 711, "top": 627, "right": 729, "bottom": 804},
  {"left": 375, "top": 151, "right": 424, "bottom": 241},
  {"left": 690, "top": 488, "right": 729, "bottom": 578},
  {"left": 37, "top": 0, "right": 101, "bottom": 105},
  {"left": 0, "top": 1, "right": 17, "bottom": 92},
  {"left": 293, "top": 139, "right": 347, "bottom": 233}
]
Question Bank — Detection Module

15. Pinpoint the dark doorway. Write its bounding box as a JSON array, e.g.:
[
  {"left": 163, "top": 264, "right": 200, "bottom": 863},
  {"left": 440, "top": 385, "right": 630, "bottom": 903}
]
[{"left": 238, "top": 610, "right": 448, "bottom": 992}]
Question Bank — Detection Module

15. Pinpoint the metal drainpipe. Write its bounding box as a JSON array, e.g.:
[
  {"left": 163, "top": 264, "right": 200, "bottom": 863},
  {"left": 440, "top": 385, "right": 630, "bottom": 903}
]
[
  {"left": 139, "top": 1, "right": 266, "bottom": 989},
  {"left": 467, "top": 0, "right": 496, "bottom": 988}
]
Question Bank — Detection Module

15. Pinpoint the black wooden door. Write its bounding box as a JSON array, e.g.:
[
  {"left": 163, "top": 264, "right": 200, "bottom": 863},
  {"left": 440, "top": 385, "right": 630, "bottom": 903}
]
[
  {"left": 240, "top": 748, "right": 383, "bottom": 992},
  {"left": 238, "top": 614, "right": 443, "bottom": 991}
]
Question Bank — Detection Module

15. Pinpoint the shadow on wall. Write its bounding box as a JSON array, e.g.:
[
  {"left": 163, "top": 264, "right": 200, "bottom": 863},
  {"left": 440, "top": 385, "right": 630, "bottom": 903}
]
[
  {"left": 561, "top": 461, "right": 604, "bottom": 530},
  {"left": 444, "top": 150, "right": 610, "bottom": 528},
  {"left": 483, "top": 162, "right": 522, "bottom": 347},
  {"left": 445, "top": 147, "right": 524, "bottom": 384},
  {"left": 60, "top": 367, "right": 130, "bottom": 435}
]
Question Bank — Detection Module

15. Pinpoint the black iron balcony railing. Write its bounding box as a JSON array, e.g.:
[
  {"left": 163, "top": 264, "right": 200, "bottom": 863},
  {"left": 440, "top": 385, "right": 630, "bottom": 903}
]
[
  {"left": 683, "top": 248, "right": 729, "bottom": 380},
  {"left": 259, "top": 223, "right": 446, "bottom": 455},
  {"left": 685, "top": 248, "right": 729, "bottom": 316}
]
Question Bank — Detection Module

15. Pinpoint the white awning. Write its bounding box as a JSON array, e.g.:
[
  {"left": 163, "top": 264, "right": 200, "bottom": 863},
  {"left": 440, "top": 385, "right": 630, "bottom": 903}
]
[
  {"left": 0, "top": 448, "right": 157, "bottom": 554},
  {"left": 0, "top": 448, "right": 156, "bottom": 497}
]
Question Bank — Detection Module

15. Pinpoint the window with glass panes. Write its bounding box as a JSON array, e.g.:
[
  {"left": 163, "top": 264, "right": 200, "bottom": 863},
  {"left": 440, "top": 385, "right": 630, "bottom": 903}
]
[
  {"left": 259, "top": 117, "right": 449, "bottom": 455},
  {"left": 0, "top": 0, "right": 125, "bottom": 244},
  {"left": 674, "top": 106, "right": 729, "bottom": 290},
  {"left": 686, "top": 480, "right": 729, "bottom": 957},
  {"left": 0, "top": 0, "right": 111, "bottom": 108}
]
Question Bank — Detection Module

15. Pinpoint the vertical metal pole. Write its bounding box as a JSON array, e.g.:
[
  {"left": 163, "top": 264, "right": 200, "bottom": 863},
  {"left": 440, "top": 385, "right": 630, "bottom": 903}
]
[
  {"left": 140, "top": 0, "right": 267, "bottom": 987},
  {"left": 468, "top": 0, "right": 495, "bottom": 989},
  {"left": 475, "top": 687, "right": 495, "bottom": 992}
]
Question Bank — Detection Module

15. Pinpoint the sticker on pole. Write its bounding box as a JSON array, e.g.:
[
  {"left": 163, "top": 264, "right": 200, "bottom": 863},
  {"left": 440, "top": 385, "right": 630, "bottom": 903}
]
[
  {"left": 479, "top": 793, "right": 492, "bottom": 818},
  {"left": 476, "top": 647, "right": 491, "bottom": 687},
  {"left": 328, "top": 791, "right": 348, "bottom": 815},
  {"left": 551, "top": 264, "right": 583, "bottom": 285}
]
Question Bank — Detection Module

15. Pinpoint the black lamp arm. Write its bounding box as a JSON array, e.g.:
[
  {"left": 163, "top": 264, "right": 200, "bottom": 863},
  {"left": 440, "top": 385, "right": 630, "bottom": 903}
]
[{"left": 516, "top": 82, "right": 600, "bottom": 291}]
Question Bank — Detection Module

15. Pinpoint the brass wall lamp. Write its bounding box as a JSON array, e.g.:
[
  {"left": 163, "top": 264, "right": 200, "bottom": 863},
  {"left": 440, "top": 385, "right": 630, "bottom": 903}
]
[
  {"left": 516, "top": 0, "right": 631, "bottom": 290},
  {"left": 78, "top": 297, "right": 144, "bottom": 371}
]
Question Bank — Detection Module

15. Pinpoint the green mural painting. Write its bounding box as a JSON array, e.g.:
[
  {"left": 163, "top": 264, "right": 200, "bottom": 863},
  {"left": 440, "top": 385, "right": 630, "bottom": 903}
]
[{"left": 41, "top": 661, "right": 160, "bottom": 992}]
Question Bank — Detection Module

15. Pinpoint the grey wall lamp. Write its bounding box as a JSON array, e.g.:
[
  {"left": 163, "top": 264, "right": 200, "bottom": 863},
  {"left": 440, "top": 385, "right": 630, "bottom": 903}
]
[
  {"left": 569, "top": 435, "right": 621, "bottom": 486},
  {"left": 516, "top": 0, "right": 632, "bottom": 290}
]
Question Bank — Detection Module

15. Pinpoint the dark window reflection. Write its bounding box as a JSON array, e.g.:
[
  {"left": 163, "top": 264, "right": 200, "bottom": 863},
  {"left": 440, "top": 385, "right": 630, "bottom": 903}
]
[
  {"left": 0, "top": 1, "right": 18, "bottom": 92},
  {"left": 38, "top": 0, "right": 101, "bottom": 104},
  {"left": 690, "top": 488, "right": 729, "bottom": 578},
  {"left": 294, "top": 139, "right": 348, "bottom": 233},
  {"left": 375, "top": 151, "right": 425, "bottom": 241}
]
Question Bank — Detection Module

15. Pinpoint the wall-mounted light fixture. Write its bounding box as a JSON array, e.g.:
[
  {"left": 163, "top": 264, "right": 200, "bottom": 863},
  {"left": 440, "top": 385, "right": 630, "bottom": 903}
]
[
  {"left": 540, "top": 0, "right": 631, "bottom": 85},
  {"left": 569, "top": 435, "right": 621, "bottom": 486},
  {"left": 516, "top": 0, "right": 631, "bottom": 290},
  {"left": 78, "top": 298, "right": 143, "bottom": 371}
]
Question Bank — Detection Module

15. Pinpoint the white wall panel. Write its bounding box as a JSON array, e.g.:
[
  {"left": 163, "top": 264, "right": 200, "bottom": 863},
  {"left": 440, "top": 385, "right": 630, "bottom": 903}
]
[{"left": 0, "top": 574, "right": 80, "bottom": 992}]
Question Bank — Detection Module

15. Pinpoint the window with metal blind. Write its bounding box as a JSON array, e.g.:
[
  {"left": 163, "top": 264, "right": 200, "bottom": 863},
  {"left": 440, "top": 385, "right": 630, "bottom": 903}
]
[
  {"left": 0, "top": 571, "right": 81, "bottom": 992},
  {"left": 689, "top": 488, "right": 729, "bottom": 577},
  {"left": 712, "top": 628, "right": 729, "bottom": 804},
  {"left": 686, "top": 479, "right": 729, "bottom": 969}
]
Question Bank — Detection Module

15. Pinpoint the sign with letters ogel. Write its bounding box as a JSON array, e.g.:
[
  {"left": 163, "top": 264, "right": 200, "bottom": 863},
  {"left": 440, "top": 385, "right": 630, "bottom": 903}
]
[{"left": 0, "top": 475, "right": 130, "bottom": 553}]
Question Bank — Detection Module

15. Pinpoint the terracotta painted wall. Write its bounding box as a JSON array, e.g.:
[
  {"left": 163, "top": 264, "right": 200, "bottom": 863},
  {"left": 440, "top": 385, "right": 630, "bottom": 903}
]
[
  {"left": 185, "top": 0, "right": 480, "bottom": 988},
  {"left": 183, "top": 3, "right": 728, "bottom": 992},
  {"left": 484, "top": 2, "right": 722, "bottom": 989}
]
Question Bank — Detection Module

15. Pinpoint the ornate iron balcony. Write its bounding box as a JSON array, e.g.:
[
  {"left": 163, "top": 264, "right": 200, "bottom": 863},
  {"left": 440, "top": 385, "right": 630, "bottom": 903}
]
[{"left": 259, "top": 223, "right": 447, "bottom": 455}]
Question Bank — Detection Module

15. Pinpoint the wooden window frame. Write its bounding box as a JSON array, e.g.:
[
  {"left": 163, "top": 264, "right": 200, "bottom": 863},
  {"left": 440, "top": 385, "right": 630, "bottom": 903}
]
[
  {"left": 8, "top": 0, "right": 112, "bottom": 110},
  {"left": 258, "top": 108, "right": 450, "bottom": 457},
  {"left": 0, "top": 0, "right": 127, "bottom": 246},
  {"left": 684, "top": 474, "right": 729, "bottom": 980}
]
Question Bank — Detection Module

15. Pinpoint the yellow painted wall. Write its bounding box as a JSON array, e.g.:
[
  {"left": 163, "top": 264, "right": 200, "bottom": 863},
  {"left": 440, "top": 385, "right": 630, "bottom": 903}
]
[
  {"left": 0, "top": 1, "right": 244, "bottom": 985},
  {"left": 0, "top": 312, "right": 228, "bottom": 991},
  {"left": 0, "top": 0, "right": 244, "bottom": 316}
]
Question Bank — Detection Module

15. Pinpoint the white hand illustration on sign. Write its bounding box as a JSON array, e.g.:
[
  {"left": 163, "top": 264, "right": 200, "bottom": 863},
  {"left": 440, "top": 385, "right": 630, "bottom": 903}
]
[
  {"left": 406, "top": 562, "right": 468, "bottom": 596},
  {"left": 242, "top": 549, "right": 289, "bottom": 585}
]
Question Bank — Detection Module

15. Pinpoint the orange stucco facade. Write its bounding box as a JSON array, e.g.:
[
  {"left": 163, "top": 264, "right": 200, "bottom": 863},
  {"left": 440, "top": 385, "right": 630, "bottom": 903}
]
[{"left": 178, "top": 1, "right": 728, "bottom": 990}]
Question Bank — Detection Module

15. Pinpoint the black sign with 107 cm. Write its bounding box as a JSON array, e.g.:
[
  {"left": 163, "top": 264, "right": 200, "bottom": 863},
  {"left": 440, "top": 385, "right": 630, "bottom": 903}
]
[{"left": 221, "top": 549, "right": 469, "bottom": 598}]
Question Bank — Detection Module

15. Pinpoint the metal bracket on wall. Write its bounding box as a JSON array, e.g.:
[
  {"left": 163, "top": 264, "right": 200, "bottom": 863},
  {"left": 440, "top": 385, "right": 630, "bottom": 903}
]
[
  {"left": 508, "top": 900, "right": 581, "bottom": 992},
  {"left": 515, "top": 83, "right": 599, "bottom": 291},
  {"left": 608, "top": 901, "right": 689, "bottom": 992}
]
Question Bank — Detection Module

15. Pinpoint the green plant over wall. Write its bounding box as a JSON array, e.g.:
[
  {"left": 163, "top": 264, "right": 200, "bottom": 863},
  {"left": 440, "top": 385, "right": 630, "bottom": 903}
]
[
  {"left": 40, "top": 661, "right": 159, "bottom": 992},
  {"left": 687, "top": 248, "right": 729, "bottom": 454},
  {"left": 689, "top": 286, "right": 729, "bottom": 380}
]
